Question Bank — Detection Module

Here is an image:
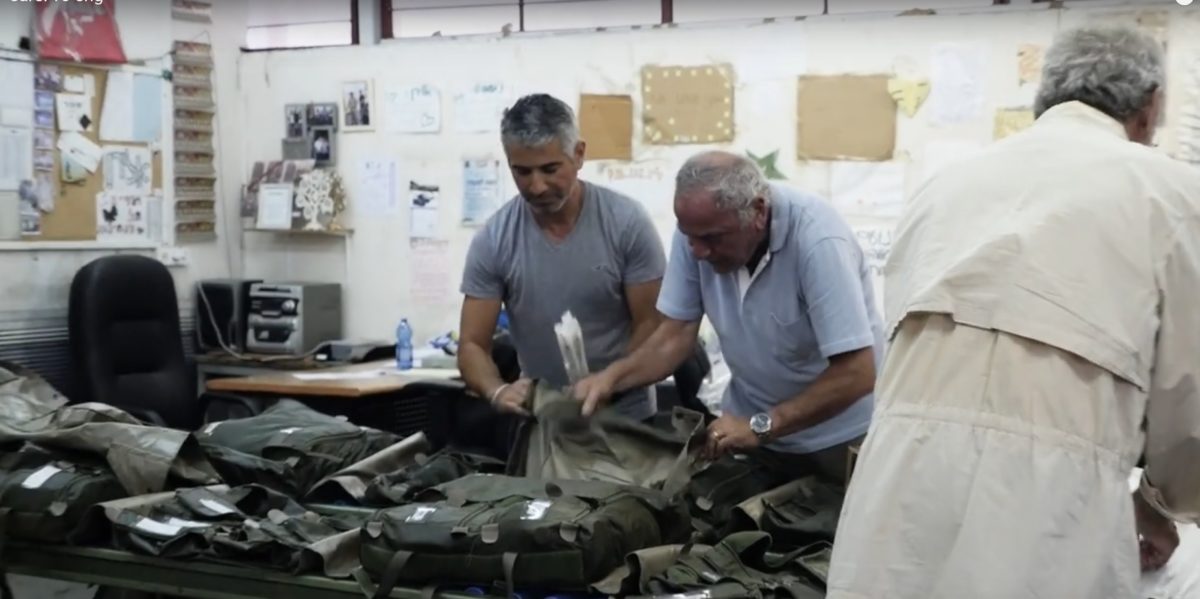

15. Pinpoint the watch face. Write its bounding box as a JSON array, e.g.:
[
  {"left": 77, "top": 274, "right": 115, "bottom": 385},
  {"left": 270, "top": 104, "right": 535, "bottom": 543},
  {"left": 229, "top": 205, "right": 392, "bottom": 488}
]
[{"left": 751, "top": 413, "right": 770, "bottom": 433}]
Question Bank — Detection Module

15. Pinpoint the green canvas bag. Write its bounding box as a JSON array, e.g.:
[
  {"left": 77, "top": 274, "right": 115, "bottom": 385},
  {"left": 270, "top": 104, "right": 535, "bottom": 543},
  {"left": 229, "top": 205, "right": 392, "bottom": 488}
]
[
  {"left": 356, "top": 474, "right": 692, "bottom": 598},
  {"left": 0, "top": 443, "right": 126, "bottom": 545}
]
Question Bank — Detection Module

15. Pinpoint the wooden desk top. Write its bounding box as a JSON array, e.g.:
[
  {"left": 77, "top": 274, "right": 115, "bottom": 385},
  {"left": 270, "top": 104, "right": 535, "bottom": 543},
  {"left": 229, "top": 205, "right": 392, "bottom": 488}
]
[{"left": 204, "top": 360, "right": 462, "bottom": 398}]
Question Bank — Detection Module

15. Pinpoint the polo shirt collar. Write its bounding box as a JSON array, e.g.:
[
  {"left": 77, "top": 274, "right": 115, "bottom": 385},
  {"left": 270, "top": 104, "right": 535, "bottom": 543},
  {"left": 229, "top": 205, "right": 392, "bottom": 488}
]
[{"left": 767, "top": 184, "right": 792, "bottom": 254}]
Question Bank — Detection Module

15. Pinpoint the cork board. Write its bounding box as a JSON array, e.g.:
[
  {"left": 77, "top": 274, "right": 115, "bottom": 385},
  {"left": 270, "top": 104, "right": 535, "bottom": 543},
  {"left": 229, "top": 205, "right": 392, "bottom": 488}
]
[
  {"left": 37, "top": 63, "right": 163, "bottom": 241},
  {"left": 579, "top": 94, "right": 633, "bottom": 160},
  {"left": 796, "top": 75, "right": 896, "bottom": 162},
  {"left": 641, "top": 64, "right": 734, "bottom": 145}
]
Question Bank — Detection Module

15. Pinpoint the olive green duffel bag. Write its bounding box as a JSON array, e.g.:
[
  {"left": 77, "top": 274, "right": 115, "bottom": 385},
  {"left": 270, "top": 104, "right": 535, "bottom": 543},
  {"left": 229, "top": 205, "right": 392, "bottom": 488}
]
[{"left": 356, "top": 473, "right": 693, "bottom": 598}]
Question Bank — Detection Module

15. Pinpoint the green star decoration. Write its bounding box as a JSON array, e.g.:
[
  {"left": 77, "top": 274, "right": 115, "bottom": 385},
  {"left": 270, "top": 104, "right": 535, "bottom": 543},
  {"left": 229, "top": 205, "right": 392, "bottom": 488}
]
[{"left": 747, "top": 150, "right": 786, "bottom": 180}]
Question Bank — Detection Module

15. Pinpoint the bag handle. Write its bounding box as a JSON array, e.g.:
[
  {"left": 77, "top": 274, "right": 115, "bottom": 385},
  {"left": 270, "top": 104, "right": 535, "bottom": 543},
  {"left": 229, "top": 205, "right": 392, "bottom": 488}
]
[
  {"left": 354, "top": 549, "right": 413, "bottom": 599},
  {"left": 502, "top": 552, "right": 519, "bottom": 599}
]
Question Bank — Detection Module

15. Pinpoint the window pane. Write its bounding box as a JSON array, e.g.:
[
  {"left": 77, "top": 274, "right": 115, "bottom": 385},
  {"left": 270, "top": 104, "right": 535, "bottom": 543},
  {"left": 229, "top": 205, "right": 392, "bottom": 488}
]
[
  {"left": 393, "top": 4, "right": 521, "bottom": 38},
  {"left": 524, "top": 0, "right": 662, "bottom": 31},
  {"left": 247, "top": 0, "right": 350, "bottom": 27},
  {"left": 245, "top": 21, "right": 354, "bottom": 50},
  {"left": 673, "top": 0, "right": 824, "bottom": 23}
]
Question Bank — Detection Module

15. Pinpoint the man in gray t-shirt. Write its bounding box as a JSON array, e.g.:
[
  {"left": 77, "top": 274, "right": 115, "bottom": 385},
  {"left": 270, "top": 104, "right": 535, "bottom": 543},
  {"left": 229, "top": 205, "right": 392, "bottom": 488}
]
[{"left": 457, "top": 94, "right": 666, "bottom": 422}]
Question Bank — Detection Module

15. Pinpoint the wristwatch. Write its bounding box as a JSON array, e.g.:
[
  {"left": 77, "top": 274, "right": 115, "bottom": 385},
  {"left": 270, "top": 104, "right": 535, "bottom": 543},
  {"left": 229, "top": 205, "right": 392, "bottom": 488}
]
[{"left": 749, "top": 412, "right": 773, "bottom": 444}]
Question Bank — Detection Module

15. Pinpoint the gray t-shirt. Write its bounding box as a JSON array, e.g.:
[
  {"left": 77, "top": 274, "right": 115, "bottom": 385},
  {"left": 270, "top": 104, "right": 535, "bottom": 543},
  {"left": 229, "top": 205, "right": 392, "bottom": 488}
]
[{"left": 461, "top": 181, "right": 667, "bottom": 420}]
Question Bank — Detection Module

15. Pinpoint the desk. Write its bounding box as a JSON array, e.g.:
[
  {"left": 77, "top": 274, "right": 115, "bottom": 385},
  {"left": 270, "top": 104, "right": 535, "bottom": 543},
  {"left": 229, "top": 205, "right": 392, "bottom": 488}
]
[
  {"left": 5, "top": 542, "right": 482, "bottom": 599},
  {"left": 205, "top": 360, "right": 461, "bottom": 398}
]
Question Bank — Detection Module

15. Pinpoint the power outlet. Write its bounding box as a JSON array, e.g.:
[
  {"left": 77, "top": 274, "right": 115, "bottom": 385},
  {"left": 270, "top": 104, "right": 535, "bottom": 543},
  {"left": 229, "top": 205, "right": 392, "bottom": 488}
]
[{"left": 157, "top": 247, "right": 190, "bottom": 267}]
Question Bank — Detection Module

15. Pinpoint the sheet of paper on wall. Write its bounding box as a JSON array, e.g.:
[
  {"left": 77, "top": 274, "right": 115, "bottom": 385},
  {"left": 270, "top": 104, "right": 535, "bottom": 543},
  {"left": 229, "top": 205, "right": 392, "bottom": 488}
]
[
  {"left": 409, "top": 238, "right": 452, "bottom": 311},
  {"left": 95, "top": 193, "right": 151, "bottom": 241},
  {"left": 887, "top": 78, "right": 930, "bottom": 118},
  {"left": 1017, "top": 43, "right": 1043, "bottom": 86},
  {"left": 103, "top": 146, "right": 153, "bottom": 195},
  {"left": 0, "top": 60, "right": 34, "bottom": 114},
  {"left": 409, "top": 181, "right": 440, "bottom": 239},
  {"left": 386, "top": 84, "right": 441, "bottom": 134},
  {"left": 62, "top": 156, "right": 88, "bottom": 184},
  {"left": 357, "top": 158, "right": 399, "bottom": 217},
  {"left": 55, "top": 93, "right": 92, "bottom": 132},
  {"left": 462, "top": 158, "right": 501, "bottom": 226},
  {"left": 928, "top": 43, "right": 987, "bottom": 126},
  {"left": 453, "top": 82, "right": 506, "bottom": 133},
  {"left": 0, "top": 108, "right": 32, "bottom": 129},
  {"left": 579, "top": 94, "right": 633, "bottom": 160},
  {"left": 99, "top": 73, "right": 161, "bottom": 142},
  {"left": 641, "top": 64, "right": 735, "bottom": 145},
  {"left": 797, "top": 75, "right": 896, "bottom": 161},
  {"left": 57, "top": 131, "right": 102, "bottom": 172},
  {"left": 830, "top": 162, "right": 906, "bottom": 219},
  {"left": 993, "top": 108, "right": 1035, "bottom": 140},
  {"left": 583, "top": 158, "right": 674, "bottom": 219},
  {"left": 0, "top": 127, "right": 33, "bottom": 191},
  {"left": 920, "top": 139, "right": 985, "bottom": 184}
]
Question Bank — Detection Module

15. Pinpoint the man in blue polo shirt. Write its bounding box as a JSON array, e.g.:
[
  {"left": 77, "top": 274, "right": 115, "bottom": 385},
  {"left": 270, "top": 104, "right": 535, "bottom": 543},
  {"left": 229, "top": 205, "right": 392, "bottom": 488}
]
[{"left": 575, "top": 150, "right": 882, "bottom": 481}]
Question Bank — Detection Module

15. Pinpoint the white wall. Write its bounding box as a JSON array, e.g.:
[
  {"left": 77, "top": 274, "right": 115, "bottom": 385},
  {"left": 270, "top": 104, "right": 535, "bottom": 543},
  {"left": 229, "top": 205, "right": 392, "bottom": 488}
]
[
  {"left": 234, "top": 1, "right": 1200, "bottom": 345},
  {"left": 0, "top": 0, "right": 243, "bottom": 325}
]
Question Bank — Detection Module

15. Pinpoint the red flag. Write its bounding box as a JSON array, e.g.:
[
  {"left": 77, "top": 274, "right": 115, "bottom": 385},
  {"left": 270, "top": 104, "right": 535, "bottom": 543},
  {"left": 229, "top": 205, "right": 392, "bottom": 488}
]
[{"left": 35, "top": 0, "right": 127, "bottom": 64}]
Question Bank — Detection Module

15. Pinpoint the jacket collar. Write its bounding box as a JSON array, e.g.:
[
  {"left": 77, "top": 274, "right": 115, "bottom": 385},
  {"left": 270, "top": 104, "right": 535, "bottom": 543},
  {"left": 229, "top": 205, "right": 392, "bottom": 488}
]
[{"left": 1036, "top": 101, "right": 1130, "bottom": 140}]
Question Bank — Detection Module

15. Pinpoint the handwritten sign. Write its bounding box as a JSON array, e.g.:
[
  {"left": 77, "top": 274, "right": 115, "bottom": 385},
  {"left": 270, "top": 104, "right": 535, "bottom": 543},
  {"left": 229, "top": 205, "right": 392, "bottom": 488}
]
[
  {"left": 386, "top": 84, "right": 441, "bottom": 134},
  {"left": 454, "top": 82, "right": 506, "bottom": 133},
  {"left": 586, "top": 158, "right": 675, "bottom": 218},
  {"left": 854, "top": 226, "right": 895, "bottom": 277},
  {"left": 641, "top": 64, "right": 734, "bottom": 145}
]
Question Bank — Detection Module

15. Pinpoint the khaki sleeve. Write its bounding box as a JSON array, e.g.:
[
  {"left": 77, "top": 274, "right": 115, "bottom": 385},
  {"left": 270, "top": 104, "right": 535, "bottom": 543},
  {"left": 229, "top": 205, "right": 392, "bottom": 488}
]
[{"left": 1141, "top": 216, "right": 1200, "bottom": 523}]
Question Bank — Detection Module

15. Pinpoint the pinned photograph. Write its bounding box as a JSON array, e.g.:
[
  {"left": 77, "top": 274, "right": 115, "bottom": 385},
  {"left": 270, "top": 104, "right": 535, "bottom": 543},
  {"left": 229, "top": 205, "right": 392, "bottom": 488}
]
[
  {"left": 285, "top": 103, "right": 306, "bottom": 138},
  {"left": 307, "top": 103, "right": 337, "bottom": 128},
  {"left": 341, "top": 80, "right": 373, "bottom": 132},
  {"left": 34, "top": 110, "right": 53, "bottom": 128},
  {"left": 34, "top": 129, "right": 54, "bottom": 150},
  {"left": 310, "top": 127, "right": 333, "bottom": 165},
  {"left": 34, "top": 150, "right": 54, "bottom": 171},
  {"left": 35, "top": 65, "right": 62, "bottom": 91},
  {"left": 35, "top": 91, "right": 55, "bottom": 111}
]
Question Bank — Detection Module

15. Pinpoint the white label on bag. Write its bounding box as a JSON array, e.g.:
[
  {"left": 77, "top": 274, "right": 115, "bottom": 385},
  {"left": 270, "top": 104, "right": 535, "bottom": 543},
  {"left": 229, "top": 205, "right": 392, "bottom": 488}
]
[
  {"left": 202, "top": 422, "right": 221, "bottom": 435},
  {"left": 134, "top": 517, "right": 183, "bottom": 537},
  {"left": 521, "top": 500, "right": 552, "bottom": 521},
  {"left": 406, "top": 506, "right": 437, "bottom": 522},
  {"left": 167, "top": 517, "right": 210, "bottom": 529},
  {"left": 21, "top": 465, "right": 64, "bottom": 489},
  {"left": 663, "top": 593, "right": 712, "bottom": 599},
  {"left": 279, "top": 427, "right": 299, "bottom": 435},
  {"left": 199, "top": 498, "right": 236, "bottom": 515}
]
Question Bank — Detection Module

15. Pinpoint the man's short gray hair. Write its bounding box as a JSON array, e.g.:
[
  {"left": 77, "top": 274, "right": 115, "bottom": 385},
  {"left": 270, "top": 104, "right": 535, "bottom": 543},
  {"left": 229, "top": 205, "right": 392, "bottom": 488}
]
[
  {"left": 675, "top": 152, "right": 770, "bottom": 223},
  {"left": 1034, "top": 26, "right": 1164, "bottom": 121},
  {"left": 500, "top": 94, "right": 580, "bottom": 151}
]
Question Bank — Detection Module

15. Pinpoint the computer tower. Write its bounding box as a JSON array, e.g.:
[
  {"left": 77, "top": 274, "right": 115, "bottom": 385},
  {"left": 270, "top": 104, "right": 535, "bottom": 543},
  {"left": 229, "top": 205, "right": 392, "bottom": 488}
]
[{"left": 195, "top": 278, "right": 261, "bottom": 353}]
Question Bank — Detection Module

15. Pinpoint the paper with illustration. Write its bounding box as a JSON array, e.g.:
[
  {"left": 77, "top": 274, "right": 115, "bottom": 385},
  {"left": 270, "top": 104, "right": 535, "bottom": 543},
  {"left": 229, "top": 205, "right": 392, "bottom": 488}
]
[{"left": 103, "top": 146, "right": 153, "bottom": 195}]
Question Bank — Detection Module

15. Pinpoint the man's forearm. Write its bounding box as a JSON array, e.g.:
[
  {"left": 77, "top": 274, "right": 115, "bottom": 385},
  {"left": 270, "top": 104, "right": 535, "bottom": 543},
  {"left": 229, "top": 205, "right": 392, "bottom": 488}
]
[
  {"left": 769, "top": 351, "right": 874, "bottom": 439},
  {"left": 457, "top": 342, "right": 506, "bottom": 400},
  {"left": 609, "top": 324, "right": 695, "bottom": 393}
]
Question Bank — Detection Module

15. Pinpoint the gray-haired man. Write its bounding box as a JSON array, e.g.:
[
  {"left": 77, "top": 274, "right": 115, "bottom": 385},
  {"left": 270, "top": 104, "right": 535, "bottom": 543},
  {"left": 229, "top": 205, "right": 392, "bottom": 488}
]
[
  {"left": 826, "top": 26, "right": 1200, "bottom": 598},
  {"left": 575, "top": 150, "right": 883, "bottom": 484},
  {"left": 458, "top": 94, "right": 666, "bottom": 424}
]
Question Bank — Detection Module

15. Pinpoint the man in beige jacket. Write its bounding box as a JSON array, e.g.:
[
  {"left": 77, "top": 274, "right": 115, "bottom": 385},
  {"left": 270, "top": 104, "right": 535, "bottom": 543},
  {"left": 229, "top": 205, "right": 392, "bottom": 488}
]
[{"left": 828, "top": 26, "right": 1200, "bottom": 598}]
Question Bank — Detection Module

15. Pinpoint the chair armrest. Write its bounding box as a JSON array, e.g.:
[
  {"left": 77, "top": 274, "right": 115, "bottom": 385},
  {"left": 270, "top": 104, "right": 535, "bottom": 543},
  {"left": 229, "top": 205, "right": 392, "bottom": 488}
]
[{"left": 198, "top": 391, "right": 264, "bottom": 426}]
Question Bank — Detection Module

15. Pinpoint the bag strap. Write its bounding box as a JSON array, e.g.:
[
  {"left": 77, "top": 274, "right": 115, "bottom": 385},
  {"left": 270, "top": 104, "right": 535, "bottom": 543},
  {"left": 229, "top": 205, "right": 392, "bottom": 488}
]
[
  {"left": 502, "top": 552, "right": 519, "bottom": 599},
  {"left": 0, "top": 507, "right": 12, "bottom": 599},
  {"left": 355, "top": 549, "right": 413, "bottom": 599}
]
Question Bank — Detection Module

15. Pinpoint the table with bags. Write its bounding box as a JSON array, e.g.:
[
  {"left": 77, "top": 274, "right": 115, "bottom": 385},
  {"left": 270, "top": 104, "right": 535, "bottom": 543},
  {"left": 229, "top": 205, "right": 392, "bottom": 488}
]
[{"left": 0, "top": 365, "right": 841, "bottom": 599}]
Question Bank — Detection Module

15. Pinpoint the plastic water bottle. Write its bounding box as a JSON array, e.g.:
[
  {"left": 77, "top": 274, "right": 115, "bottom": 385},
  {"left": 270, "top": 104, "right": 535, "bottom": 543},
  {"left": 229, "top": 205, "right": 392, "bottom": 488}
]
[{"left": 395, "top": 318, "right": 413, "bottom": 370}]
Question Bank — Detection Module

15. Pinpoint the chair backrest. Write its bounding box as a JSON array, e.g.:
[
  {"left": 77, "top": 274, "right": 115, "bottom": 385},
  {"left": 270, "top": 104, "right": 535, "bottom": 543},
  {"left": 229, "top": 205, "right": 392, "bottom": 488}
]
[{"left": 68, "top": 255, "right": 196, "bottom": 429}]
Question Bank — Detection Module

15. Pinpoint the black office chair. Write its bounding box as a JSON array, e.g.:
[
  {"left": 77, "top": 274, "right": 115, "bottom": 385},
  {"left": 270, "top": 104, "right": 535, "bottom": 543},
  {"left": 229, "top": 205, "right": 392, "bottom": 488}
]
[{"left": 68, "top": 255, "right": 256, "bottom": 430}]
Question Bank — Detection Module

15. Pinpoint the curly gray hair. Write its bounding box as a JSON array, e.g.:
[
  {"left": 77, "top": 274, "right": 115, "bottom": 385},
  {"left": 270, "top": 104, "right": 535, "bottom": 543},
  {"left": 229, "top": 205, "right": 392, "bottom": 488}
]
[
  {"left": 674, "top": 152, "right": 770, "bottom": 224},
  {"left": 1034, "top": 26, "right": 1164, "bottom": 121},
  {"left": 500, "top": 94, "right": 580, "bottom": 151}
]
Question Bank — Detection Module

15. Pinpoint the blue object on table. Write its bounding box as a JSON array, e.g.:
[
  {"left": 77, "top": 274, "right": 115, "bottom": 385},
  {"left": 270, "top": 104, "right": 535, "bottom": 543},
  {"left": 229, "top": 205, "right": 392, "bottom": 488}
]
[{"left": 395, "top": 318, "right": 414, "bottom": 370}]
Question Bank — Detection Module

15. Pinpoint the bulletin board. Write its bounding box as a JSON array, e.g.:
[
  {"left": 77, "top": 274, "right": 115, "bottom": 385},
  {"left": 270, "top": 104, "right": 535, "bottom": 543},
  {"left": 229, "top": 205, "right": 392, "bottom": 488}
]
[{"left": 37, "top": 62, "right": 163, "bottom": 241}]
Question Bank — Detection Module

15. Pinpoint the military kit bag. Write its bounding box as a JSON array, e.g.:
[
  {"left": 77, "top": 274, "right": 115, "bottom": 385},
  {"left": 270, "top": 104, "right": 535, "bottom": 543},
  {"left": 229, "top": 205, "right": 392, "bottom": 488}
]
[
  {"left": 197, "top": 399, "right": 399, "bottom": 496},
  {"left": 731, "top": 476, "right": 845, "bottom": 551},
  {"left": 306, "top": 432, "right": 433, "bottom": 505},
  {"left": 361, "top": 448, "right": 505, "bottom": 506},
  {"left": 684, "top": 452, "right": 790, "bottom": 542},
  {"left": 0, "top": 443, "right": 126, "bottom": 545},
  {"left": 624, "top": 531, "right": 830, "bottom": 599},
  {"left": 357, "top": 474, "right": 693, "bottom": 598}
]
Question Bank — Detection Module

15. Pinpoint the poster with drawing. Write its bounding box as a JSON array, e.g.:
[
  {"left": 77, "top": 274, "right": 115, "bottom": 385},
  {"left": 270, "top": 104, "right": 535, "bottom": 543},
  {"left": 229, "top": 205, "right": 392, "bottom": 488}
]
[
  {"left": 103, "top": 146, "right": 153, "bottom": 195},
  {"left": 96, "top": 193, "right": 149, "bottom": 241}
]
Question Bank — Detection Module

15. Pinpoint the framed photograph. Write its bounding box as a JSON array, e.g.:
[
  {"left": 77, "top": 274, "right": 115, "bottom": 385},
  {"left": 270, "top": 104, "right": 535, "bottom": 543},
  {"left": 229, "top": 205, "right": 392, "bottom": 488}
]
[
  {"left": 340, "top": 80, "right": 373, "bottom": 132},
  {"left": 310, "top": 127, "right": 334, "bottom": 165},
  {"left": 306, "top": 103, "right": 337, "bottom": 129},
  {"left": 282, "top": 137, "right": 309, "bottom": 161},
  {"left": 284, "top": 103, "right": 306, "bottom": 138}
]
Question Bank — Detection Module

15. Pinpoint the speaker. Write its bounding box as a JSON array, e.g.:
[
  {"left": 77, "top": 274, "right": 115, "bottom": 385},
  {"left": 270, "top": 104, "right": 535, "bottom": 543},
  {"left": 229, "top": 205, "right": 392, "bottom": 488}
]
[{"left": 195, "top": 278, "right": 260, "bottom": 353}]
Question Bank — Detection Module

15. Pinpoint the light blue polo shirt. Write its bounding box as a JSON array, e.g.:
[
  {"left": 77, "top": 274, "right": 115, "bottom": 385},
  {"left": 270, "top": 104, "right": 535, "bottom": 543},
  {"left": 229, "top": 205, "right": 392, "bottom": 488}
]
[{"left": 657, "top": 183, "right": 883, "bottom": 453}]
